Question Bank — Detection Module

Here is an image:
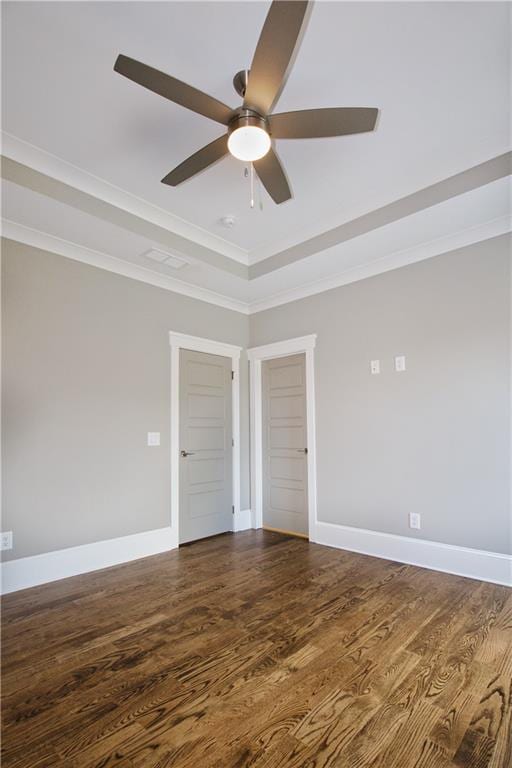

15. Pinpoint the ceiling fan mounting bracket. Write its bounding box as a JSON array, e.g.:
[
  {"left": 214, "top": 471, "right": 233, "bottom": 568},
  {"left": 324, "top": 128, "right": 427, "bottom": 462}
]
[{"left": 233, "top": 69, "right": 250, "bottom": 98}]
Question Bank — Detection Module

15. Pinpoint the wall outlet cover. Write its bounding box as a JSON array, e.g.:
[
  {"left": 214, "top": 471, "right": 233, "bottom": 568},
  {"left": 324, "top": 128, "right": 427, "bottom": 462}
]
[
  {"left": 395, "top": 355, "right": 406, "bottom": 372},
  {"left": 409, "top": 513, "right": 421, "bottom": 530}
]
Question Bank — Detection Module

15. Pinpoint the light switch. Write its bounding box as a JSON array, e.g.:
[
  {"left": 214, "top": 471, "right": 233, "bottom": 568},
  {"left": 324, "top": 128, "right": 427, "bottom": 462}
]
[
  {"left": 147, "top": 432, "right": 160, "bottom": 447},
  {"left": 395, "top": 355, "right": 406, "bottom": 372},
  {"left": 370, "top": 360, "right": 380, "bottom": 375},
  {"left": 0, "top": 531, "right": 13, "bottom": 550}
]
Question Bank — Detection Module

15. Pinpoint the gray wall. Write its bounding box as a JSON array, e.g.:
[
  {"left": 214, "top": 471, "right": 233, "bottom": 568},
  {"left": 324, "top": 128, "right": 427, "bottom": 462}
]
[
  {"left": 3, "top": 234, "right": 510, "bottom": 563},
  {"left": 250, "top": 235, "right": 511, "bottom": 555},
  {"left": 1, "top": 239, "right": 250, "bottom": 560}
]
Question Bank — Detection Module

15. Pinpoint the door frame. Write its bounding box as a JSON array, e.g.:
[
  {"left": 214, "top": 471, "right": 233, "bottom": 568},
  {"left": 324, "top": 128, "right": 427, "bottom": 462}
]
[
  {"left": 247, "top": 335, "right": 318, "bottom": 539},
  {"left": 169, "top": 332, "right": 242, "bottom": 546}
]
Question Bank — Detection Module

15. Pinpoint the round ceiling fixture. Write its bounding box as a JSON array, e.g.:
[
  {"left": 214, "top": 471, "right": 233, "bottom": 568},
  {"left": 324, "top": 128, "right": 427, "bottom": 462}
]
[
  {"left": 219, "top": 215, "right": 236, "bottom": 228},
  {"left": 228, "top": 125, "right": 271, "bottom": 162},
  {"left": 227, "top": 112, "right": 271, "bottom": 162}
]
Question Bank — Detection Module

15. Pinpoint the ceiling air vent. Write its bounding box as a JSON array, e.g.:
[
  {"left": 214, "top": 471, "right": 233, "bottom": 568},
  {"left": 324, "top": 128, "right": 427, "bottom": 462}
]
[{"left": 142, "top": 248, "right": 189, "bottom": 270}]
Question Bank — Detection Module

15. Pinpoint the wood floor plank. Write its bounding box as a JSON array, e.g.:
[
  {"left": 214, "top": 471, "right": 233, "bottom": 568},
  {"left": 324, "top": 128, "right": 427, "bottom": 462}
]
[
  {"left": 429, "top": 660, "right": 497, "bottom": 757},
  {"left": 412, "top": 738, "right": 453, "bottom": 768},
  {"left": 1, "top": 530, "right": 511, "bottom": 768}
]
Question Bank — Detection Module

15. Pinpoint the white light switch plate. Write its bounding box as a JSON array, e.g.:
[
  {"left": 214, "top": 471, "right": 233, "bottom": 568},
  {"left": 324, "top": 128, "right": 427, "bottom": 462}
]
[
  {"left": 395, "top": 355, "right": 406, "bottom": 372},
  {"left": 147, "top": 432, "right": 161, "bottom": 447},
  {"left": 0, "top": 531, "right": 13, "bottom": 550},
  {"left": 370, "top": 360, "right": 380, "bottom": 375}
]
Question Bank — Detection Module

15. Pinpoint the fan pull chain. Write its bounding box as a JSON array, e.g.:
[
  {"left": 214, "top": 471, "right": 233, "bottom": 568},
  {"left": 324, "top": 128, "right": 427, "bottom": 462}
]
[
  {"left": 243, "top": 165, "right": 252, "bottom": 210},
  {"left": 243, "top": 165, "right": 261, "bottom": 210}
]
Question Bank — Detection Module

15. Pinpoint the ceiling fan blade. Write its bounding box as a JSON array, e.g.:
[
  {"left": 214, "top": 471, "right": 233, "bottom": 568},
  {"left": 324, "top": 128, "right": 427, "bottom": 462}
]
[
  {"left": 114, "top": 54, "right": 233, "bottom": 125},
  {"left": 161, "top": 135, "right": 229, "bottom": 186},
  {"left": 244, "top": 1, "right": 310, "bottom": 116},
  {"left": 269, "top": 107, "right": 379, "bottom": 139},
  {"left": 254, "top": 147, "right": 291, "bottom": 204}
]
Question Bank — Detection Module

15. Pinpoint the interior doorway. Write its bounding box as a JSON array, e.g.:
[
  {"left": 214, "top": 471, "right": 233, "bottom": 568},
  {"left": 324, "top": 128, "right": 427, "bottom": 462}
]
[
  {"left": 179, "top": 348, "right": 233, "bottom": 544},
  {"left": 248, "top": 335, "right": 318, "bottom": 541},
  {"left": 169, "top": 332, "right": 242, "bottom": 547},
  {"left": 262, "top": 353, "right": 309, "bottom": 538}
]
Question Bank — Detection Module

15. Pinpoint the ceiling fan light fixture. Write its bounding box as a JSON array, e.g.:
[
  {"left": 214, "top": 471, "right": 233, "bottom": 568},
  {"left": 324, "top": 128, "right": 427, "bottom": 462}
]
[
  {"left": 228, "top": 125, "right": 271, "bottom": 162},
  {"left": 227, "top": 111, "right": 271, "bottom": 162}
]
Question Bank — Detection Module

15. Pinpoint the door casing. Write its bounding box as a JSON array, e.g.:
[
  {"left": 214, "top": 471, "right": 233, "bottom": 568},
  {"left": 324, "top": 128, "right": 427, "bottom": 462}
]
[
  {"left": 169, "top": 332, "right": 242, "bottom": 548},
  {"left": 248, "top": 335, "right": 318, "bottom": 539}
]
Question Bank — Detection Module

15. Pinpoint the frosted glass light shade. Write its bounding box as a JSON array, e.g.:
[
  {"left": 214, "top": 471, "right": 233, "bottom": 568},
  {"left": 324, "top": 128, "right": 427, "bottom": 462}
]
[{"left": 228, "top": 126, "right": 271, "bottom": 162}]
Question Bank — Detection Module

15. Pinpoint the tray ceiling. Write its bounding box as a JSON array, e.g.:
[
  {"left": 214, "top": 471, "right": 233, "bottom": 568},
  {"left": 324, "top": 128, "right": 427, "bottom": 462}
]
[{"left": 2, "top": 1, "right": 510, "bottom": 258}]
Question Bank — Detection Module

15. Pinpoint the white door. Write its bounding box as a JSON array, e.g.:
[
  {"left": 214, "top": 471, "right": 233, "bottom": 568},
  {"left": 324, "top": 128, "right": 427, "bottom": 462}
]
[
  {"left": 179, "top": 349, "right": 233, "bottom": 544},
  {"left": 262, "top": 353, "right": 308, "bottom": 537}
]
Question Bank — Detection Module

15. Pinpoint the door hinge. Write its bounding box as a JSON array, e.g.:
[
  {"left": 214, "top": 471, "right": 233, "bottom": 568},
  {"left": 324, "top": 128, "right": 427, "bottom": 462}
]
[
  {"left": 232, "top": 438, "right": 235, "bottom": 447},
  {"left": 232, "top": 505, "right": 235, "bottom": 515},
  {"left": 231, "top": 370, "right": 234, "bottom": 380}
]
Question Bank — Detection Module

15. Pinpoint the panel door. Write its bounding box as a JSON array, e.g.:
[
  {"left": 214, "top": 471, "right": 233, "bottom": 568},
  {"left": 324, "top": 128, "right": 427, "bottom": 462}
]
[
  {"left": 262, "top": 353, "right": 308, "bottom": 536},
  {"left": 179, "top": 349, "right": 232, "bottom": 544}
]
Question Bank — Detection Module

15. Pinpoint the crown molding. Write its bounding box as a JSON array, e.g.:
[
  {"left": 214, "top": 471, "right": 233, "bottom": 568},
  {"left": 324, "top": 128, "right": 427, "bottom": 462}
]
[
  {"left": 2, "top": 135, "right": 509, "bottom": 278},
  {"left": 1, "top": 220, "right": 250, "bottom": 315},
  {"left": 249, "top": 151, "right": 512, "bottom": 277},
  {"left": 0, "top": 131, "right": 249, "bottom": 266},
  {"left": 248, "top": 214, "right": 512, "bottom": 314},
  {"left": 3, "top": 214, "right": 509, "bottom": 318}
]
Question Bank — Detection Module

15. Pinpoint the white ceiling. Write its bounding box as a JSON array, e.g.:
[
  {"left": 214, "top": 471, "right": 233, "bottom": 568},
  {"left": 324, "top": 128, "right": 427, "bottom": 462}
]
[{"left": 2, "top": 1, "right": 510, "bottom": 258}]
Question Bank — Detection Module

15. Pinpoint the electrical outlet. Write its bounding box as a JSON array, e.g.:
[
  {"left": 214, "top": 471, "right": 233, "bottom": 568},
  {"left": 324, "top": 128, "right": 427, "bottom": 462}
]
[
  {"left": 370, "top": 360, "right": 380, "bottom": 375},
  {"left": 409, "top": 513, "right": 421, "bottom": 530},
  {"left": 0, "top": 531, "right": 13, "bottom": 550},
  {"left": 147, "top": 432, "right": 160, "bottom": 447}
]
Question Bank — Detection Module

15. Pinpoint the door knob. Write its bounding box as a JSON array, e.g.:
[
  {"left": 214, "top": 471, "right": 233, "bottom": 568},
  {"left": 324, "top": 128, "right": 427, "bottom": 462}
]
[
  {"left": 297, "top": 448, "right": 308, "bottom": 454},
  {"left": 180, "top": 450, "right": 195, "bottom": 457}
]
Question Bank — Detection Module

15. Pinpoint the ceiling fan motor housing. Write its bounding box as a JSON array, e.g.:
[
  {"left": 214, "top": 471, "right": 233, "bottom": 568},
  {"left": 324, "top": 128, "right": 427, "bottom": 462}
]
[{"left": 228, "top": 109, "right": 269, "bottom": 136}]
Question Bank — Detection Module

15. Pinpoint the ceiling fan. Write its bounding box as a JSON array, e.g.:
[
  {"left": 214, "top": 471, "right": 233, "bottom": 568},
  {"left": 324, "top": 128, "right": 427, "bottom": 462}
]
[{"left": 114, "top": 0, "right": 378, "bottom": 204}]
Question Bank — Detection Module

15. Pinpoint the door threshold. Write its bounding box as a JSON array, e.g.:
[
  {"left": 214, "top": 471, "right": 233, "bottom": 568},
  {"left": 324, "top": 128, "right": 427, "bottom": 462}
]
[
  {"left": 262, "top": 525, "right": 309, "bottom": 540},
  {"left": 179, "top": 531, "right": 233, "bottom": 547}
]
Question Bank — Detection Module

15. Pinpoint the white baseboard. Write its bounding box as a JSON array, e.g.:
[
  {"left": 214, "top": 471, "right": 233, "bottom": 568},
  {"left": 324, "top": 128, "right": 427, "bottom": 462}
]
[
  {"left": 3, "top": 521, "right": 508, "bottom": 595},
  {"left": 313, "top": 521, "right": 512, "bottom": 587},
  {"left": 234, "top": 508, "right": 253, "bottom": 532},
  {"left": 1, "top": 526, "right": 177, "bottom": 595}
]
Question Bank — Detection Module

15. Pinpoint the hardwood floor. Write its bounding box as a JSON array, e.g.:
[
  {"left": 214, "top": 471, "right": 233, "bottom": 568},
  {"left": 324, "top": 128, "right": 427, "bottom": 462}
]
[{"left": 1, "top": 530, "right": 511, "bottom": 768}]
